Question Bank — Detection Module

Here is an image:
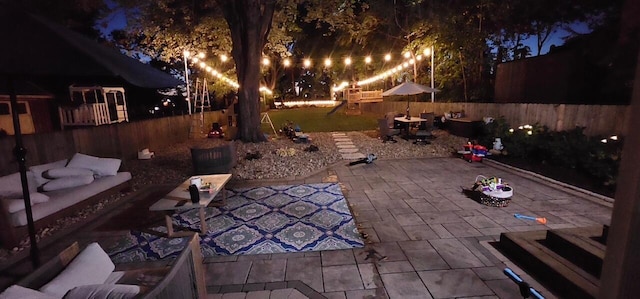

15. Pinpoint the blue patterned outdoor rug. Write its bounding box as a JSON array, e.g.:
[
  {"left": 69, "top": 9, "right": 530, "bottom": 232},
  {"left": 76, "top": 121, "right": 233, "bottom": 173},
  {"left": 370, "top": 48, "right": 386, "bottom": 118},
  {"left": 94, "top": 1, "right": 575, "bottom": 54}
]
[{"left": 107, "top": 183, "right": 364, "bottom": 263}]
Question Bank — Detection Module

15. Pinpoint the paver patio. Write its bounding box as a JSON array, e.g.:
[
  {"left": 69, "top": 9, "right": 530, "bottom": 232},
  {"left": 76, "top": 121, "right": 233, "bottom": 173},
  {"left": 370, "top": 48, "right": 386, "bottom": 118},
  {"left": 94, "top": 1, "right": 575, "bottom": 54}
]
[
  {"left": 201, "top": 157, "right": 612, "bottom": 298},
  {"left": 0, "top": 156, "right": 612, "bottom": 298}
]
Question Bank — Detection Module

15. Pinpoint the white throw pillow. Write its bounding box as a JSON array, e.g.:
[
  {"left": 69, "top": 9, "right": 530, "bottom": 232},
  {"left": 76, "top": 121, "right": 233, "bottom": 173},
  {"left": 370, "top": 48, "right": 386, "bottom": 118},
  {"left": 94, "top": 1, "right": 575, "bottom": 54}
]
[
  {"left": 29, "top": 159, "right": 68, "bottom": 187},
  {"left": 40, "top": 243, "right": 115, "bottom": 297},
  {"left": 41, "top": 175, "right": 94, "bottom": 192},
  {"left": 0, "top": 285, "right": 58, "bottom": 299},
  {"left": 63, "top": 284, "right": 140, "bottom": 299},
  {"left": 44, "top": 167, "right": 94, "bottom": 179},
  {"left": 0, "top": 172, "right": 38, "bottom": 198},
  {"left": 67, "top": 153, "right": 121, "bottom": 177},
  {"left": 3, "top": 192, "right": 50, "bottom": 213}
]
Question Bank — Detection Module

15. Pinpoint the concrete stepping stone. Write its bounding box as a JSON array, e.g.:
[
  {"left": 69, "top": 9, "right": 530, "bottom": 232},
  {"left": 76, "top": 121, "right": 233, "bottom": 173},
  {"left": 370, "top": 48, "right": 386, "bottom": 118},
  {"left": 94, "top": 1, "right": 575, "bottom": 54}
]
[
  {"left": 335, "top": 141, "right": 355, "bottom": 146},
  {"left": 332, "top": 132, "right": 347, "bottom": 136},
  {"left": 337, "top": 144, "right": 357, "bottom": 149},
  {"left": 334, "top": 138, "right": 352, "bottom": 142},
  {"left": 339, "top": 148, "right": 359, "bottom": 153}
]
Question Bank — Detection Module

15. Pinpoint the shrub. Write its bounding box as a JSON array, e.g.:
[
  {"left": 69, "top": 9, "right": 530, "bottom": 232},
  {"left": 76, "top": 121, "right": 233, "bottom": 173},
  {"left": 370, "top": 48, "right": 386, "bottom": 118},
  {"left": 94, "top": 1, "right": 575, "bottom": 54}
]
[{"left": 478, "top": 119, "right": 622, "bottom": 190}]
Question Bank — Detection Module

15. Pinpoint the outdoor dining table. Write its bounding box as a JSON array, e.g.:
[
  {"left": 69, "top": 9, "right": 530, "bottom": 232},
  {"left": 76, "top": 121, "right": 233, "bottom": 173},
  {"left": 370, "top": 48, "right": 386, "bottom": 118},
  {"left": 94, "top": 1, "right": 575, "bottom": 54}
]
[{"left": 394, "top": 116, "right": 427, "bottom": 138}]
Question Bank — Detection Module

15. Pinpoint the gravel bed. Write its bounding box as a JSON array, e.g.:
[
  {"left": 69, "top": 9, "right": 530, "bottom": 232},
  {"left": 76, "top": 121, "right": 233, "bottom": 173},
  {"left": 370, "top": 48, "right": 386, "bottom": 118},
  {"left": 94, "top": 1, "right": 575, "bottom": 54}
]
[{"left": 0, "top": 130, "right": 466, "bottom": 260}]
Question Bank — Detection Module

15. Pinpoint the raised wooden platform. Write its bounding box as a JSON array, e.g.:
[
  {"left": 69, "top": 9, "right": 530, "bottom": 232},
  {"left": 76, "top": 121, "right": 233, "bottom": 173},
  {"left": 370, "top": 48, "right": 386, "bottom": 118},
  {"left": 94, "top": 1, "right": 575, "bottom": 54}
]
[{"left": 497, "top": 226, "right": 607, "bottom": 299}]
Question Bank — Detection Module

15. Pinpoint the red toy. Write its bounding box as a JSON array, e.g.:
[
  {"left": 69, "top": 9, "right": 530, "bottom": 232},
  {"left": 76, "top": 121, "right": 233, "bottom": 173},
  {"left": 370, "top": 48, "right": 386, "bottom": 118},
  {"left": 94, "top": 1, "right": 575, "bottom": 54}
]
[{"left": 459, "top": 142, "right": 488, "bottom": 162}]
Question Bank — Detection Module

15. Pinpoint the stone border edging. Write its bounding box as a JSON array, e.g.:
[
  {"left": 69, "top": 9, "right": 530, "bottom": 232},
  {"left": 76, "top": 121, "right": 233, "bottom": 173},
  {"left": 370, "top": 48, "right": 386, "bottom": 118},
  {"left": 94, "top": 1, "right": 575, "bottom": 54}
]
[{"left": 483, "top": 158, "right": 614, "bottom": 207}]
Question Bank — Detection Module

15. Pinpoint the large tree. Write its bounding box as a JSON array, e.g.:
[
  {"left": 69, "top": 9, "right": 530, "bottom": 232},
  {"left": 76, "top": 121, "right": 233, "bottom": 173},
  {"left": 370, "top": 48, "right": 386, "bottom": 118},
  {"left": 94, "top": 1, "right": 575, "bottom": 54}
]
[{"left": 216, "top": 0, "right": 275, "bottom": 142}]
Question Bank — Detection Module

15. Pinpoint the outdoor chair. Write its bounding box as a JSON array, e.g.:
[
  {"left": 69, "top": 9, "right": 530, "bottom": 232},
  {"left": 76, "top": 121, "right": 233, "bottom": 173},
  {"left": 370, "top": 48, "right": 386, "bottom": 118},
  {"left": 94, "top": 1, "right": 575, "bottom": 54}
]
[
  {"left": 414, "top": 112, "right": 435, "bottom": 145},
  {"left": 378, "top": 118, "right": 400, "bottom": 143}
]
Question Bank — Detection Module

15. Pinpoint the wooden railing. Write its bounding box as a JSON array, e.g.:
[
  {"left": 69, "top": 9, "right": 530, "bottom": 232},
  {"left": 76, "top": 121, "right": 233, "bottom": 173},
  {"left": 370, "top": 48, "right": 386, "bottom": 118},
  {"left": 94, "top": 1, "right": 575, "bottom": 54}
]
[
  {"left": 59, "top": 103, "right": 112, "bottom": 129},
  {"left": 347, "top": 90, "right": 383, "bottom": 103},
  {"left": 359, "top": 90, "right": 383, "bottom": 102}
]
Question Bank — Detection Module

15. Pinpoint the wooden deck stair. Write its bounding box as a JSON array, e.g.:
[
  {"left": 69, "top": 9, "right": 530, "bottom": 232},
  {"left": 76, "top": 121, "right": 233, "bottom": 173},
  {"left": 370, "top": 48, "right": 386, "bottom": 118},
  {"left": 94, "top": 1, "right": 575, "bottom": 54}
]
[{"left": 498, "top": 226, "right": 607, "bottom": 299}]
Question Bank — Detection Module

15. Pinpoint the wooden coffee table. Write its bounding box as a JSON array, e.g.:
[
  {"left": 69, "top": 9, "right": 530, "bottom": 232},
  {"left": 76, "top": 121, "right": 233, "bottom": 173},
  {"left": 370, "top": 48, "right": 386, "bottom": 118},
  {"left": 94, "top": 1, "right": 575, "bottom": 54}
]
[{"left": 149, "top": 174, "right": 232, "bottom": 237}]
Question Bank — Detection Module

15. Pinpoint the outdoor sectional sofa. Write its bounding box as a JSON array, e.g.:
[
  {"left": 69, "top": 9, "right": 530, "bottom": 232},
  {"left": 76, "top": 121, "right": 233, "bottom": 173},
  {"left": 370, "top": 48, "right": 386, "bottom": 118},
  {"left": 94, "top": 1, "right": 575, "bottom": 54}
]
[{"left": 0, "top": 153, "right": 131, "bottom": 248}]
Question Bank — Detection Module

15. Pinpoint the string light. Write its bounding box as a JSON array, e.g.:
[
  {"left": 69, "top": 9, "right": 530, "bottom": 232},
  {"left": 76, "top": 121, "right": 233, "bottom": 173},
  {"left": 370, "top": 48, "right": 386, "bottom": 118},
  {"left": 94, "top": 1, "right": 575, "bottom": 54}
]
[{"left": 187, "top": 48, "right": 436, "bottom": 94}]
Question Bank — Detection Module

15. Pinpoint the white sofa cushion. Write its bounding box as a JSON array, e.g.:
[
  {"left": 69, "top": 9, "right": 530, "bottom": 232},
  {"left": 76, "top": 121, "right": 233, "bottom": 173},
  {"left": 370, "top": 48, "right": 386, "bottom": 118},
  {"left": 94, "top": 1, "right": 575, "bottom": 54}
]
[
  {"left": 3, "top": 192, "right": 50, "bottom": 213},
  {"left": 67, "top": 153, "right": 121, "bottom": 177},
  {"left": 0, "top": 172, "right": 38, "bottom": 198},
  {"left": 0, "top": 285, "right": 58, "bottom": 299},
  {"left": 42, "top": 175, "right": 95, "bottom": 192},
  {"left": 63, "top": 284, "right": 140, "bottom": 299},
  {"left": 9, "top": 172, "right": 131, "bottom": 227},
  {"left": 29, "top": 159, "right": 68, "bottom": 187},
  {"left": 40, "top": 242, "right": 115, "bottom": 297},
  {"left": 44, "top": 167, "right": 94, "bottom": 179}
]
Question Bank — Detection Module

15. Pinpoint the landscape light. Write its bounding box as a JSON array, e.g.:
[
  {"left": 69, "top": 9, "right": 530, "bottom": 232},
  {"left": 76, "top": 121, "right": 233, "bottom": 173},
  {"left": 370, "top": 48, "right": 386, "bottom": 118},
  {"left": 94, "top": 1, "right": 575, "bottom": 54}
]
[
  {"left": 601, "top": 139, "right": 608, "bottom": 143},
  {"left": 424, "top": 48, "right": 431, "bottom": 56},
  {"left": 283, "top": 58, "right": 291, "bottom": 67},
  {"left": 183, "top": 50, "right": 191, "bottom": 58},
  {"left": 403, "top": 52, "right": 411, "bottom": 59},
  {"left": 262, "top": 57, "right": 270, "bottom": 65},
  {"left": 365, "top": 56, "right": 372, "bottom": 64},
  {"left": 384, "top": 54, "right": 391, "bottom": 61},
  {"left": 344, "top": 57, "right": 352, "bottom": 66},
  {"left": 610, "top": 135, "right": 618, "bottom": 140},
  {"left": 324, "top": 58, "right": 332, "bottom": 67},
  {"left": 220, "top": 54, "right": 228, "bottom": 62},
  {"left": 199, "top": 62, "right": 206, "bottom": 68},
  {"left": 197, "top": 52, "right": 205, "bottom": 59},
  {"left": 527, "top": 131, "right": 533, "bottom": 135},
  {"left": 509, "top": 128, "right": 514, "bottom": 133},
  {"left": 303, "top": 59, "right": 311, "bottom": 68}
]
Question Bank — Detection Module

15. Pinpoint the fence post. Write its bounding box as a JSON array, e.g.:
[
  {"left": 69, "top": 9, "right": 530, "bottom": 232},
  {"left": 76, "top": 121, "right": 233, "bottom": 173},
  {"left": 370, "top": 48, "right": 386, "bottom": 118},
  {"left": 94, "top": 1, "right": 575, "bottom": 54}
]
[{"left": 555, "top": 104, "right": 565, "bottom": 131}]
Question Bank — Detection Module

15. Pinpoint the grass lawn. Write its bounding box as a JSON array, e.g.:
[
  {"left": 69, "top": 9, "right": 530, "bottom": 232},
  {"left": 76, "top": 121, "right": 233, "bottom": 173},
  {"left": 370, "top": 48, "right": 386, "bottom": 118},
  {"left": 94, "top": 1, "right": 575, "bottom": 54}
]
[{"left": 260, "top": 107, "right": 379, "bottom": 133}]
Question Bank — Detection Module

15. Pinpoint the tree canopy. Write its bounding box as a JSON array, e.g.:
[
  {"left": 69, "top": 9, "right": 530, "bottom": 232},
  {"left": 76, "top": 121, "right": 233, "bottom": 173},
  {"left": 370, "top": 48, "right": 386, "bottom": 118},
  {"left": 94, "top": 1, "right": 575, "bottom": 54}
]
[{"left": 16, "top": 0, "right": 626, "bottom": 141}]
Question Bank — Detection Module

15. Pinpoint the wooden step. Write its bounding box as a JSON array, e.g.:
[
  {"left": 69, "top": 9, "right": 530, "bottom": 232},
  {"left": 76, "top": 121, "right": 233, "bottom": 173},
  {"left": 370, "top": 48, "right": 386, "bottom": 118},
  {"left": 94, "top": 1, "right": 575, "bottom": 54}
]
[
  {"left": 499, "top": 230, "right": 599, "bottom": 299},
  {"left": 544, "top": 227, "right": 605, "bottom": 278}
]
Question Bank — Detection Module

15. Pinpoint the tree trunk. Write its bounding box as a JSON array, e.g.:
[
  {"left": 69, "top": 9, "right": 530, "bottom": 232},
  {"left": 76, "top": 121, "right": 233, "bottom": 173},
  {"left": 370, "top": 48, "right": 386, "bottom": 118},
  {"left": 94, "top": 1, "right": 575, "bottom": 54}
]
[{"left": 217, "top": 0, "right": 275, "bottom": 142}]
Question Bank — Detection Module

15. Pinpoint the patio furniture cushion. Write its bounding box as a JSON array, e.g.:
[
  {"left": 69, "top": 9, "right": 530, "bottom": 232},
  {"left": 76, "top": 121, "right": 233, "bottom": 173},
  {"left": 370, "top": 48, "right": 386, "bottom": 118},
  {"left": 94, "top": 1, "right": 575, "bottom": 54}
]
[
  {"left": 67, "top": 153, "right": 121, "bottom": 177},
  {"left": 40, "top": 242, "right": 115, "bottom": 297},
  {"left": 30, "top": 159, "right": 68, "bottom": 186},
  {"left": 0, "top": 172, "right": 38, "bottom": 198},
  {"left": 63, "top": 284, "right": 140, "bottom": 299},
  {"left": 8, "top": 172, "right": 131, "bottom": 227},
  {"left": 3, "top": 192, "right": 50, "bottom": 213},
  {"left": 0, "top": 285, "right": 57, "bottom": 299},
  {"left": 42, "top": 175, "right": 95, "bottom": 192},
  {"left": 44, "top": 167, "right": 94, "bottom": 179}
]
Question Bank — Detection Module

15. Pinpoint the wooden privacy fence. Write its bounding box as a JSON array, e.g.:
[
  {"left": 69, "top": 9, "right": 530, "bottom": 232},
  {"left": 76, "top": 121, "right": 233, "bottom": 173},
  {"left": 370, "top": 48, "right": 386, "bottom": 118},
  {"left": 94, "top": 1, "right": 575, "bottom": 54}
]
[
  {"left": 361, "top": 102, "right": 630, "bottom": 137},
  {"left": 0, "top": 111, "right": 226, "bottom": 176}
]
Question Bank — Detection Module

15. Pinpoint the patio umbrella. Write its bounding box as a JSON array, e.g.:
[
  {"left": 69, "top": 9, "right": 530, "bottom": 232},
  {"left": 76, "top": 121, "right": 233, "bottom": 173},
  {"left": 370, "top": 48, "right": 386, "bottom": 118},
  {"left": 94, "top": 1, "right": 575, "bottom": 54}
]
[
  {"left": 381, "top": 81, "right": 439, "bottom": 97},
  {"left": 0, "top": 7, "right": 182, "bottom": 267},
  {"left": 382, "top": 81, "right": 439, "bottom": 118}
]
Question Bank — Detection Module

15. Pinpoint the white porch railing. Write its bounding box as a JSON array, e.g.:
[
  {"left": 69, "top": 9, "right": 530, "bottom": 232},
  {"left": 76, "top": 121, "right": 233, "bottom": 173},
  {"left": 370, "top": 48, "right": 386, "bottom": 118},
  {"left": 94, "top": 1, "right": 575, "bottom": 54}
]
[{"left": 59, "top": 103, "right": 111, "bottom": 129}]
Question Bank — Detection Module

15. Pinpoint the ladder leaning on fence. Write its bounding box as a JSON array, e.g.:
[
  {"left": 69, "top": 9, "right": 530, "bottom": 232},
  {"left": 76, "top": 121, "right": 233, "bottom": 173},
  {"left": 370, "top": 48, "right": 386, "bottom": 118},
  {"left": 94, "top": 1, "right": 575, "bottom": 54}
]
[{"left": 189, "top": 78, "right": 211, "bottom": 138}]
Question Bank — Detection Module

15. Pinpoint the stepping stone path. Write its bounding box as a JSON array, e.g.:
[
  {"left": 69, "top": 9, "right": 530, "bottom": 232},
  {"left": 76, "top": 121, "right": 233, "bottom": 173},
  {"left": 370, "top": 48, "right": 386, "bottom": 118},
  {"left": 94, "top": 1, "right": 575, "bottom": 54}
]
[{"left": 332, "top": 132, "right": 366, "bottom": 160}]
